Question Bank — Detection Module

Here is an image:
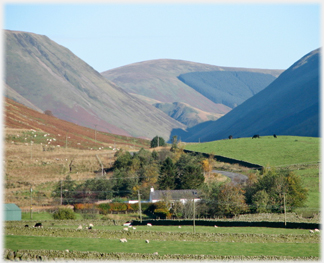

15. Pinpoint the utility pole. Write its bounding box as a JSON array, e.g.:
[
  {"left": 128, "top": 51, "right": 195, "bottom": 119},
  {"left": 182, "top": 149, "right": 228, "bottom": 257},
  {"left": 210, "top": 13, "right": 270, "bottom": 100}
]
[
  {"left": 193, "top": 199, "right": 196, "bottom": 234},
  {"left": 138, "top": 190, "right": 142, "bottom": 223},
  {"left": 65, "top": 134, "right": 68, "bottom": 149},
  {"left": 60, "top": 180, "right": 63, "bottom": 206},
  {"left": 30, "top": 187, "right": 33, "bottom": 219},
  {"left": 283, "top": 193, "right": 287, "bottom": 226},
  {"left": 30, "top": 141, "right": 33, "bottom": 160},
  {"left": 94, "top": 124, "right": 97, "bottom": 142}
]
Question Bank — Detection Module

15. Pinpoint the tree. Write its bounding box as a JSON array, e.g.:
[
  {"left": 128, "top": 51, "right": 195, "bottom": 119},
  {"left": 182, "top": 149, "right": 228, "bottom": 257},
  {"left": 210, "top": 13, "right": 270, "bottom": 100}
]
[
  {"left": 251, "top": 189, "right": 270, "bottom": 213},
  {"left": 51, "top": 175, "right": 76, "bottom": 205},
  {"left": 246, "top": 167, "right": 308, "bottom": 213},
  {"left": 150, "top": 136, "right": 166, "bottom": 148},
  {"left": 175, "top": 154, "right": 204, "bottom": 189},
  {"left": 158, "top": 157, "right": 177, "bottom": 190},
  {"left": 170, "top": 135, "right": 178, "bottom": 152},
  {"left": 217, "top": 183, "right": 248, "bottom": 217},
  {"left": 44, "top": 110, "right": 54, "bottom": 116}
]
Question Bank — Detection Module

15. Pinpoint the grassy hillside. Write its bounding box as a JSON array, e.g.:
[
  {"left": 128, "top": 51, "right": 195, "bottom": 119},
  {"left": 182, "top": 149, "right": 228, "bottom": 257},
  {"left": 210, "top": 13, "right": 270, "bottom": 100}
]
[
  {"left": 184, "top": 136, "right": 319, "bottom": 167},
  {"left": 185, "top": 135, "right": 320, "bottom": 215},
  {"left": 5, "top": 30, "right": 185, "bottom": 139},
  {"left": 4, "top": 97, "right": 150, "bottom": 207}
]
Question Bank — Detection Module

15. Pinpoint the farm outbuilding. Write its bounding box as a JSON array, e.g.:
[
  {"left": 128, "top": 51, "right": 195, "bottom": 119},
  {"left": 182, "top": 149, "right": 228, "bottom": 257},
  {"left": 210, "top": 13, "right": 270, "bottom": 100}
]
[{"left": 4, "top": 203, "right": 21, "bottom": 221}]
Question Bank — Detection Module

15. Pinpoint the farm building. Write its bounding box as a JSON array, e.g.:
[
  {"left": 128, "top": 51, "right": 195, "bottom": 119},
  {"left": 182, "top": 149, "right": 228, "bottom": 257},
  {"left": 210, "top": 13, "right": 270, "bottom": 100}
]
[
  {"left": 149, "top": 187, "right": 200, "bottom": 204},
  {"left": 4, "top": 203, "right": 21, "bottom": 221}
]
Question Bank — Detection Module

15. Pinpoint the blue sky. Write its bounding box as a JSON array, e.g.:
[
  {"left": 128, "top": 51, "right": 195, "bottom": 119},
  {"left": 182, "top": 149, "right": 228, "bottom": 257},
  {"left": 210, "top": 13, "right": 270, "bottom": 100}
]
[{"left": 4, "top": 2, "right": 320, "bottom": 72}]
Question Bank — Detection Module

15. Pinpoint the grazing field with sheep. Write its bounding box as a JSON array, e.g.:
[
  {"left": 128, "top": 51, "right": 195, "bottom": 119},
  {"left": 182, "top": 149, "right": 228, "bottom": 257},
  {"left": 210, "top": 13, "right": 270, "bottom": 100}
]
[{"left": 4, "top": 221, "right": 320, "bottom": 260}]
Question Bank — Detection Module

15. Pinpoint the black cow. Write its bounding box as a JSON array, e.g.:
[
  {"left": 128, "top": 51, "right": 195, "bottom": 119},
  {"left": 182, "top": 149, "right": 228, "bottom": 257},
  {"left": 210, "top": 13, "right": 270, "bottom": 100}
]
[
  {"left": 252, "top": 135, "right": 260, "bottom": 139},
  {"left": 34, "top": 222, "right": 42, "bottom": 228},
  {"left": 273, "top": 134, "right": 277, "bottom": 138},
  {"left": 228, "top": 135, "right": 233, "bottom": 139},
  {"left": 25, "top": 225, "right": 29, "bottom": 227}
]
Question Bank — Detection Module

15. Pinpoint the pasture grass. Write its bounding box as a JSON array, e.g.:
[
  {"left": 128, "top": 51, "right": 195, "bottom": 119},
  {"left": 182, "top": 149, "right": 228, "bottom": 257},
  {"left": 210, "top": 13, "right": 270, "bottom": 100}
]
[
  {"left": 185, "top": 136, "right": 319, "bottom": 167},
  {"left": 42, "top": 225, "right": 315, "bottom": 235},
  {"left": 5, "top": 235, "right": 319, "bottom": 258}
]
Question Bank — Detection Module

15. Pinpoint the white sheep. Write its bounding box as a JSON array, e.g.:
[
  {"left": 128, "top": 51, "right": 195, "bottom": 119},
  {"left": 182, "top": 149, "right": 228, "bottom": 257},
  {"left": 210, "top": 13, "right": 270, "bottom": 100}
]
[
  {"left": 123, "top": 227, "right": 129, "bottom": 231},
  {"left": 153, "top": 252, "right": 158, "bottom": 255},
  {"left": 178, "top": 226, "right": 181, "bottom": 228},
  {"left": 132, "top": 227, "right": 136, "bottom": 230},
  {"left": 77, "top": 225, "right": 82, "bottom": 230},
  {"left": 89, "top": 223, "right": 94, "bottom": 227},
  {"left": 309, "top": 230, "right": 314, "bottom": 233},
  {"left": 315, "top": 228, "right": 320, "bottom": 232},
  {"left": 147, "top": 223, "right": 152, "bottom": 227},
  {"left": 65, "top": 249, "right": 69, "bottom": 253},
  {"left": 120, "top": 238, "right": 127, "bottom": 243},
  {"left": 145, "top": 240, "right": 150, "bottom": 243},
  {"left": 214, "top": 225, "right": 218, "bottom": 228}
]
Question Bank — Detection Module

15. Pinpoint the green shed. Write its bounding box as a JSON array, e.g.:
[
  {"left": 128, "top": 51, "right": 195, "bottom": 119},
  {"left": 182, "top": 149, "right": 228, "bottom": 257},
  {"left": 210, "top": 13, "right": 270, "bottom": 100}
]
[{"left": 4, "top": 203, "right": 21, "bottom": 221}]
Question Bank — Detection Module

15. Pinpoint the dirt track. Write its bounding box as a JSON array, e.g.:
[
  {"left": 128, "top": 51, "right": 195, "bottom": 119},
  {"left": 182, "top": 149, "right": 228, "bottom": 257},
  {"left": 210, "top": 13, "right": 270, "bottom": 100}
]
[{"left": 212, "top": 170, "right": 248, "bottom": 185}]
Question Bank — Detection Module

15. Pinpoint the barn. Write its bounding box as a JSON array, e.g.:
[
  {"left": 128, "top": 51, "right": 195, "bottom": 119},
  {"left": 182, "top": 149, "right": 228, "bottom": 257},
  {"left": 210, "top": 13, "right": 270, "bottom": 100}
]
[{"left": 4, "top": 203, "right": 21, "bottom": 221}]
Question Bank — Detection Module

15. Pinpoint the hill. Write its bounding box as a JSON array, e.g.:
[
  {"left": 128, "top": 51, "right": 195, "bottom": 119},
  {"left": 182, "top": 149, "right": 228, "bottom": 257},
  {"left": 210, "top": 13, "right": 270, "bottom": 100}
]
[
  {"left": 101, "top": 59, "right": 283, "bottom": 119},
  {"left": 173, "top": 48, "right": 320, "bottom": 142},
  {"left": 185, "top": 136, "right": 319, "bottom": 167},
  {"left": 153, "top": 102, "right": 222, "bottom": 128},
  {"left": 4, "top": 30, "right": 185, "bottom": 140},
  {"left": 4, "top": 97, "right": 150, "bottom": 150}
]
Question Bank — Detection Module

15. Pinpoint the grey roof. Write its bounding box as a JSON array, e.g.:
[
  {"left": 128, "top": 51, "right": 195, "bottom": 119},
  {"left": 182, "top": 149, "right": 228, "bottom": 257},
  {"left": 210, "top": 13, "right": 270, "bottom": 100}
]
[
  {"left": 151, "top": 189, "right": 200, "bottom": 201},
  {"left": 4, "top": 203, "right": 21, "bottom": 211}
]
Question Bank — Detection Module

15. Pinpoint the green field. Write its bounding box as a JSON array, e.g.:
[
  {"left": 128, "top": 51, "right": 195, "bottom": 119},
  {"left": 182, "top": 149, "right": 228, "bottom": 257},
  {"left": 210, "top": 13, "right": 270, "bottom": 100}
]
[
  {"left": 4, "top": 224, "right": 320, "bottom": 260},
  {"left": 185, "top": 136, "right": 319, "bottom": 167},
  {"left": 5, "top": 235, "right": 319, "bottom": 258}
]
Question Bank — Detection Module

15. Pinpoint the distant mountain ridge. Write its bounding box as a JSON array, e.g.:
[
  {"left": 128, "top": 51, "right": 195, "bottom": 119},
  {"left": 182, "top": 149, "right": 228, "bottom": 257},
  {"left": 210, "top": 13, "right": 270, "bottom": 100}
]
[
  {"left": 101, "top": 59, "right": 283, "bottom": 126},
  {"left": 171, "top": 48, "right": 320, "bottom": 142},
  {"left": 5, "top": 30, "right": 185, "bottom": 139},
  {"left": 101, "top": 59, "right": 283, "bottom": 112}
]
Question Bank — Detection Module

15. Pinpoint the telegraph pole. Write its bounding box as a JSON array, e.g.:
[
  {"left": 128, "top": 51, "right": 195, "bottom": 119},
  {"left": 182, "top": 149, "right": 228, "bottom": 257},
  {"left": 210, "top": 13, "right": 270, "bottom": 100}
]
[
  {"left": 138, "top": 191, "right": 142, "bottom": 223},
  {"left": 94, "top": 124, "right": 97, "bottom": 142},
  {"left": 283, "top": 193, "right": 287, "bottom": 226},
  {"left": 30, "top": 187, "right": 33, "bottom": 219},
  {"left": 193, "top": 199, "right": 196, "bottom": 234},
  {"left": 60, "top": 180, "right": 63, "bottom": 206}
]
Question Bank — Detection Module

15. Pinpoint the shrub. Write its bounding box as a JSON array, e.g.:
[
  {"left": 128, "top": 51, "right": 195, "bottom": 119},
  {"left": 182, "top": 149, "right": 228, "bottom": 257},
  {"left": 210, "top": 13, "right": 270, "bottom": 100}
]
[{"left": 53, "top": 208, "right": 76, "bottom": 220}]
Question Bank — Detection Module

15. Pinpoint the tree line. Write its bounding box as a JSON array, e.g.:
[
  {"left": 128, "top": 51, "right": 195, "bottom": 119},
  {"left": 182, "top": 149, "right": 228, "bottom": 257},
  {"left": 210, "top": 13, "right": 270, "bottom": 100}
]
[{"left": 52, "top": 138, "right": 308, "bottom": 218}]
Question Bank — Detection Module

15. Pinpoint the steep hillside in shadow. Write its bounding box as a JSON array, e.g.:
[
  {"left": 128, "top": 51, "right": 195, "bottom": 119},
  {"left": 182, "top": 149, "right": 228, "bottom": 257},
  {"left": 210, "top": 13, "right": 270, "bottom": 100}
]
[{"left": 172, "top": 48, "right": 320, "bottom": 142}]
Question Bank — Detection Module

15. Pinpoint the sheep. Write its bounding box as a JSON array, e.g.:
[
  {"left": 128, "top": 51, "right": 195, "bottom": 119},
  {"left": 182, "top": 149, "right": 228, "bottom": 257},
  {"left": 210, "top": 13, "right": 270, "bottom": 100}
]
[
  {"left": 214, "top": 225, "right": 218, "bottom": 228},
  {"left": 153, "top": 252, "right": 158, "bottom": 255},
  {"left": 120, "top": 238, "right": 127, "bottom": 243},
  {"left": 145, "top": 240, "right": 150, "bottom": 243},
  {"left": 309, "top": 230, "right": 314, "bottom": 233},
  {"left": 89, "top": 223, "right": 94, "bottom": 228},
  {"left": 132, "top": 227, "right": 136, "bottom": 230},
  {"left": 178, "top": 226, "right": 181, "bottom": 228},
  {"left": 77, "top": 225, "right": 82, "bottom": 230},
  {"left": 123, "top": 227, "right": 129, "bottom": 231},
  {"left": 147, "top": 223, "right": 152, "bottom": 227},
  {"left": 65, "top": 250, "right": 69, "bottom": 253},
  {"left": 315, "top": 228, "right": 320, "bottom": 232}
]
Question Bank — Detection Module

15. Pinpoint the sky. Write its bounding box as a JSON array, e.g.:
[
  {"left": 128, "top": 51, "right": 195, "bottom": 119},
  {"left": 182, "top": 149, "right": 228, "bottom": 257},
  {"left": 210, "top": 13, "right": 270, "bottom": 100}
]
[{"left": 3, "top": 1, "right": 321, "bottom": 73}]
